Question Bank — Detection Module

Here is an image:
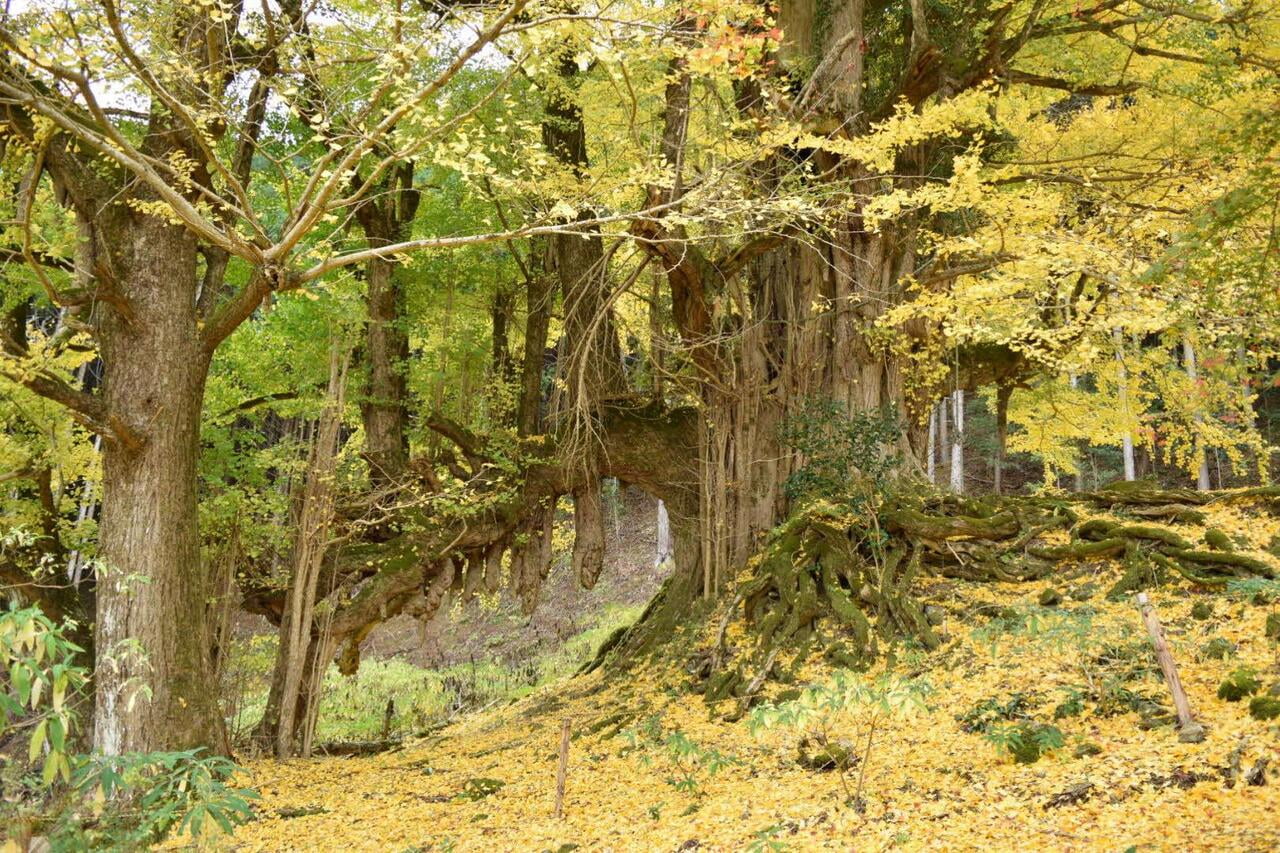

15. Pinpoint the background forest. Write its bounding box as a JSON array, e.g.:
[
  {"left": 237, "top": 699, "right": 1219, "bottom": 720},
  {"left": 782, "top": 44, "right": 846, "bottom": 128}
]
[{"left": 0, "top": 0, "right": 1278, "bottom": 848}]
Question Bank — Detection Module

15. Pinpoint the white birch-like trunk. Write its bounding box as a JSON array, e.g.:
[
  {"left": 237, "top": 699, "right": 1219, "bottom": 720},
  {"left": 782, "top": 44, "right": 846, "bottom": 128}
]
[
  {"left": 949, "top": 389, "right": 964, "bottom": 493},
  {"left": 1113, "top": 330, "right": 1135, "bottom": 481}
]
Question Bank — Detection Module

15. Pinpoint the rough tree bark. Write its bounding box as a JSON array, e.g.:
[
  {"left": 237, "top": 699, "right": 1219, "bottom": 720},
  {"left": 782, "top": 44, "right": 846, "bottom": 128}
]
[
  {"left": 355, "top": 163, "right": 420, "bottom": 485},
  {"left": 94, "top": 212, "right": 226, "bottom": 754}
]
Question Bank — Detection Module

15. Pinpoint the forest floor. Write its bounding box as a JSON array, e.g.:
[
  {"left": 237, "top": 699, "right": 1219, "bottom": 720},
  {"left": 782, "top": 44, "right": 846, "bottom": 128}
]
[{"left": 221, "top": 497, "right": 1280, "bottom": 852}]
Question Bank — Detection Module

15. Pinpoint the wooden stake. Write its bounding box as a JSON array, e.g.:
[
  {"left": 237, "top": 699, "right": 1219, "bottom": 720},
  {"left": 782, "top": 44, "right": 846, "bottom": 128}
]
[
  {"left": 554, "top": 718, "right": 571, "bottom": 818},
  {"left": 1135, "top": 593, "right": 1204, "bottom": 742}
]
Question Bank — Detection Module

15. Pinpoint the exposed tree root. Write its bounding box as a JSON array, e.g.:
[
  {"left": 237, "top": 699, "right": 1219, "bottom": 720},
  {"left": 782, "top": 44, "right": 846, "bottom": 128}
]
[{"left": 698, "top": 487, "right": 1279, "bottom": 717}]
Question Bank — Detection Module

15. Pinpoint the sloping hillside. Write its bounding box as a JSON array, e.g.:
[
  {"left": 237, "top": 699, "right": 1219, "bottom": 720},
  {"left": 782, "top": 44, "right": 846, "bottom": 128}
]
[{"left": 228, "top": 495, "right": 1280, "bottom": 851}]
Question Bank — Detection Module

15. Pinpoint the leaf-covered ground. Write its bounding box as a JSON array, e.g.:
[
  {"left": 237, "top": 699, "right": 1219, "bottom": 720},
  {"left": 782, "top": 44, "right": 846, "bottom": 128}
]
[{"left": 224, "top": 499, "right": 1280, "bottom": 851}]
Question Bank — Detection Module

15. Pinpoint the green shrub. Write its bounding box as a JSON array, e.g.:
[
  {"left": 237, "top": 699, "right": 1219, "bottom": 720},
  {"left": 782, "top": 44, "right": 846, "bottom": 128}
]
[
  {"left": 751, "top": 672, "right": 927, "bottom": 808},
  {"left": 456, "top": 778, "right": 505, "bottom": 801},
  {"left": 1053, "top": 689, "right": 1086, "bottom": 720},
  {"left": 1, "top": 605, "right": 257, "bottom": 848},
  {"left": 1201, "top": 637, "right": 1236, "bottom": 660},
  {"left": 985, "top": 721, "right": 1064, "bottom": 764},
  {"left": 778, "top": 398, "right": 901, "bottom": 510},
  {"left": 1217, "top": 668, "right": 1262, "bottom": 702},
  {"left": 957, "top": 693, "right": 1035, "bottom": 733},
  {"left": 0, "top": 605, "right": 87, "bottom": 786},
  {"left": 622, "top": 714, "right": 738, "bottom": 799},
  {"left": 66, "top": 750, "right": 257, "bottom": 846}
]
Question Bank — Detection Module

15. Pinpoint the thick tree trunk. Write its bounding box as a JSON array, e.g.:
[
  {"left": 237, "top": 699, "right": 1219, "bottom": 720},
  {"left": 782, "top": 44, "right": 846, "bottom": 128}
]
[
  {"left": 94, "top": 215, "right": 226, "bottom": 754},
  {"left": 355, "top": 164, "right": 419, "bottom": 484},
  {"left": 363, "top": 257, "right": 410, "bottom": 484},
  {"left": 542, "top": 55, "right": 625, "bottom": 422},
  {"left": 518, "top": 273, "right": 553, "bottom": 436},
  {"left": 703, "top": 221, "right": 926, "bottom": 577},
  {"left": 491, "top": 286, "right": 515, "bottom": 380}
]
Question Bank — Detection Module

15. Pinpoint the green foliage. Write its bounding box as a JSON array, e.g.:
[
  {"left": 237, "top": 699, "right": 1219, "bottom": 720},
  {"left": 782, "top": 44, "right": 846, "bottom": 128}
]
[
  {"left": 1225, "top": 578, "right": 1280, "bottom": 605},
  {"left": 751, "top": 672, "right": 928, "bottom": 807},
  {"left": 1200, "top": 637, "right": 1237, "bottom": 660},
  {"left": 957, "top": 693, "right": 1036, "bottom": 734},
  {"left": 984, "top": 721, "right": 1065, "bottom": 764},
  {"left": 1053, "top": 689, "right": 1086, "bottom": 720},
  {"left": 970, "top": 606, "right": 1096, "bottom": 657},
  {"left": 65, "top": 750, "right": 257, "bottom": 847},
  {"left": 750, "top": 671, "right": 930, "bottom": 735},
  {"left": 622, "top": 714, "right": 738, "bottom": 799},
  {"left": 228, "top": 603, "right": 645, "bottom": 744},
  {"left": 746, "top": 825, "right": 789, "bottom": 852},
  {"left": 779, "top": 399, "right": 902, "bottom": 510},
  {"left": 0, "top": 605, "right": 254, "bottom": 847},
  {"left": 455, "top": 777, "right": 505, "bottom": 801},
  {"left": 662, "top": 731, "right": 738, "bottom": 795},
  {"left": 0, "top": 604, "right": 86, "bottom": 785},
  {"left": 1217, "top": 668, "right": 1262, "bottom": 702},
  {"left": 1248, "top": 696, "right": 1280, "bottom": 721}
]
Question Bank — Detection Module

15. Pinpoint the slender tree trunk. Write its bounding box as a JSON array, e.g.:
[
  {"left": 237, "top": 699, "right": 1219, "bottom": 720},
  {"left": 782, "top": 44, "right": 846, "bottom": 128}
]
[
  {"left": 1114, "top": 329, "right": 1136, "bottom": 481},
  {"left": 649, "top": 272, "right": 665, "bottom": 402},
  {"left": 949, "top": 389, "right": 965, "bottom": 493},
  {"left": 1068, "top": 373, "right": 1085, "bottom": 491},
  {"left": 1236, "top": 345, "right": 1258, "bottom": 484},
  {"left": 938, "top": 395, "right": 949, "bottom": 472},
  {"left": 926, "top": 403, "right": 937, "bottom": 485},
  {"left": 993, "top": 384, "right": 1011, "bottom": 495},
  {"left": 1182, "top": 338, "right": 1211, "bottom": 490},
  {"left": 94, "top": 215, "right": 226, "bottom": 754},
  {"left": 275, "top": 352, "right": 347, "bottom": 758},
  {"left": 518, "top": 273, "right": 553, "bottom": 437}
]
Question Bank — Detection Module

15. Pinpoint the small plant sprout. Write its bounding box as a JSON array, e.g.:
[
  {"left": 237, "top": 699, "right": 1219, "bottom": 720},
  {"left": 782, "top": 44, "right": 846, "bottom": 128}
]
[{"left": 749, "top": 672, "right": 929, "bottom": 810}]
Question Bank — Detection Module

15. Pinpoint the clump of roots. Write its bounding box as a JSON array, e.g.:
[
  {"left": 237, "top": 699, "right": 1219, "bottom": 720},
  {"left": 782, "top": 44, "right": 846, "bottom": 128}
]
[{"left": 701, "top": 486, "right": 1279, "bottom": 718}]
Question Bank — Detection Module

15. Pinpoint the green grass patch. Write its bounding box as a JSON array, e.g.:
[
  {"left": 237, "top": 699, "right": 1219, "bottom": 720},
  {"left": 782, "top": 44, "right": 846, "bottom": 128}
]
[{"left": 223, "top": 603, "right": 644, "bottom": 745}]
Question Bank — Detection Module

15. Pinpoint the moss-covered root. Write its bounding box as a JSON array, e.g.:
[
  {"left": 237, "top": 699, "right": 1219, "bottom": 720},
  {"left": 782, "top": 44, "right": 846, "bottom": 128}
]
[
  {"left": 700, "top": 488, "right": 1279, "bottom": 717},
  {"left": 704, "top": 505, "right": 935, "bottom": 718}
]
